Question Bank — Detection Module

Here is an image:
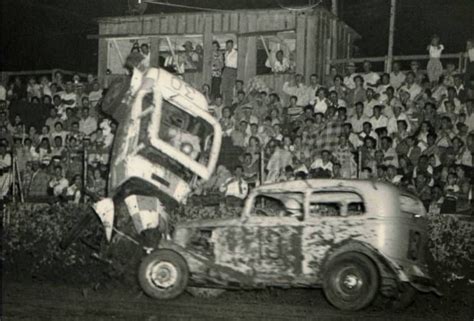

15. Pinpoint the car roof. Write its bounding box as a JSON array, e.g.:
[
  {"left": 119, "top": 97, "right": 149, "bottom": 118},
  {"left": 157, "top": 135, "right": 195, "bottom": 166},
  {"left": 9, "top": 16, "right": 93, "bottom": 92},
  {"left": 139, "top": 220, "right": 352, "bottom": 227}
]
[{"left": 253, "top": 179, "right": 397, "bottom": 195}]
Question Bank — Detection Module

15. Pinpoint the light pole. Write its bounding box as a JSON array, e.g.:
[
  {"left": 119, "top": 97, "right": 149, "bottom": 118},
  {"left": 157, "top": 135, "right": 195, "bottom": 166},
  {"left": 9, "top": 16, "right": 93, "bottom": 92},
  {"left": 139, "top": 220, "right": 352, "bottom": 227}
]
[{"left": 387, "top": 0, "right": 397, "bottom": 72}]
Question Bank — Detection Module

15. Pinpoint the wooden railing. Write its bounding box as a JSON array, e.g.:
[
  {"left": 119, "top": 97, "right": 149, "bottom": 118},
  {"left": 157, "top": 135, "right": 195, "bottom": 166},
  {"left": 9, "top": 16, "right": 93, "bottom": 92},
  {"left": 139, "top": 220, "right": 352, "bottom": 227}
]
[{"left": 328, "top": 52, "right": 468, "bottom": 74}]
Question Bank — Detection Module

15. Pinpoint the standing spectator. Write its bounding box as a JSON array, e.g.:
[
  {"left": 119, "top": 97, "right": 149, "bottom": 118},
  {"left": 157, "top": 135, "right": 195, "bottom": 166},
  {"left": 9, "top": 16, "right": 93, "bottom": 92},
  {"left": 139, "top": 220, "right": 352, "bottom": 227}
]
[
  {"left": 210, "top": 40, "right": 224, "bottom": 99},
  {"left": 0, "top": 143, "right": 12, "bottom": 200},
  {"left": 427, "top": 35, "right": 444, "bottom": 85},
  {"left": 88, "top": 81, "right": 103, "bottom": 109},
  {"left": 265, "top": 140, "right": 293, "bottom": 183},
  {"left": 305, "top": 74, "right": 322, "bottom": 106},
  {"left": 464, "top": 39, "right": 474, "bottom": 92},
  {"left": 219, "top": 165, "right": 248, "bottom": 205},
  {"left": 222, "top": 39, "right": 238, "bottom": 106}
]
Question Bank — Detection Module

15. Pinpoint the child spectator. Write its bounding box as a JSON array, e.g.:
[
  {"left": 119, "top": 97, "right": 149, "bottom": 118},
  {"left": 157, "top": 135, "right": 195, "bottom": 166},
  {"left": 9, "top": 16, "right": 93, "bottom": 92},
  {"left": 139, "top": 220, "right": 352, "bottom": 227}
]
[{"left": 427, "top": 35, "right": 444, "bottom": 85}]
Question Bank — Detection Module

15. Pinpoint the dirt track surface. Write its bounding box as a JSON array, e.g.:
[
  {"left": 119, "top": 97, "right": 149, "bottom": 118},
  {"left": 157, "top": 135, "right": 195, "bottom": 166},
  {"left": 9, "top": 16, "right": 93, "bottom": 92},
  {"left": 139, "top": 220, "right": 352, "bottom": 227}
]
[{"left": 0, "top": 281, "right": 470, "bottom": 321}]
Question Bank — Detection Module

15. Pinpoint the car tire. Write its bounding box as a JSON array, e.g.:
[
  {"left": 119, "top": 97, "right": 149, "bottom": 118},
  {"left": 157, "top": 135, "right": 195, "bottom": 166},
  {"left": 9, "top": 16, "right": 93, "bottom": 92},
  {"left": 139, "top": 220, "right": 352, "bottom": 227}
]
[
  {"left": 138, "top": 249, "right": 189, "bottom": 300},
  {"left": 323, "top": 252, "right": 379, "bottom": 311}
]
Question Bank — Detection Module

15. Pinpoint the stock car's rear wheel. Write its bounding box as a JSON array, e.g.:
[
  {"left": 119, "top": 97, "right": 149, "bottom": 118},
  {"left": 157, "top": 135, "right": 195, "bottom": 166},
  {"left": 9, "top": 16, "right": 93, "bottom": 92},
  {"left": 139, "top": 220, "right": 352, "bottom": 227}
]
[
  {"left": 323, "top": 252, "right": 379, "bottom": 311},
  {"left": 138, "top": 249, "right": 189, "bottom": 300}
]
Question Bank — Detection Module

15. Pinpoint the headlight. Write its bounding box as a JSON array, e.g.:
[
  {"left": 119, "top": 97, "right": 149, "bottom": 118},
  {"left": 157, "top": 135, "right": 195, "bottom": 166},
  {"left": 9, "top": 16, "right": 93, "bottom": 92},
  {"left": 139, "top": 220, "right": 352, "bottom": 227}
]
[{"left": 180, "top": 142, "right": 194, "bottom": 155}]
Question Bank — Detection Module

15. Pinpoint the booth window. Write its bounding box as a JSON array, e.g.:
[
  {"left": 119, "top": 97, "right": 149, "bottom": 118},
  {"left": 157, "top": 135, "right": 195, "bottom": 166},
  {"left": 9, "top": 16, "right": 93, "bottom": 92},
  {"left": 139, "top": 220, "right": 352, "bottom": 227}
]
[
  {"left": 256, "top": 31, "right": 296, "bottom": 75},
  {"left": 159, "top": 35, "right": 204, "bottom": 74}
]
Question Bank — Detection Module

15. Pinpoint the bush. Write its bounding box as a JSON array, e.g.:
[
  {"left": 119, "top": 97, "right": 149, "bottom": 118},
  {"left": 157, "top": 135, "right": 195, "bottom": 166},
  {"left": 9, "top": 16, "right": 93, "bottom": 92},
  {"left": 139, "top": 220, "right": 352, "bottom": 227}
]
[
  {"left": 426, "top": 212, "right": 474, "bottom": 292},
  {"left": 2, "top": 202, "right": 106, "bottom": 283}
]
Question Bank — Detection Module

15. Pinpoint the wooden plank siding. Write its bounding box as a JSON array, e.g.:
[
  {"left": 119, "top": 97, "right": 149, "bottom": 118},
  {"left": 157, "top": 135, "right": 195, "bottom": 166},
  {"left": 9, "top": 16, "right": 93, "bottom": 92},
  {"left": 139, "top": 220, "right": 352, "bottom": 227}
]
[
  {"left": 295, "top": 13, "right": 306, "bottom": 75},
  {"left": 305, "top": 14, "right": 317, "bottom": 83},
  {"left": 97, "top": 9, "right": 360, "bottom": 91}
]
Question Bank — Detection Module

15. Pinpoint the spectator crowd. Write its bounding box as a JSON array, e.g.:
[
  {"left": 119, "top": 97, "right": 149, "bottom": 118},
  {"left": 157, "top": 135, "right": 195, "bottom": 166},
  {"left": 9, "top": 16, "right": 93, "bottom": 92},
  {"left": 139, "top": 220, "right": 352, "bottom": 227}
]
[
  {"left": 0, "top": 35, "right": 473, "bottom": 214},
  {"left": 0, "top": 71, "right": 111, "bottom": 203}
]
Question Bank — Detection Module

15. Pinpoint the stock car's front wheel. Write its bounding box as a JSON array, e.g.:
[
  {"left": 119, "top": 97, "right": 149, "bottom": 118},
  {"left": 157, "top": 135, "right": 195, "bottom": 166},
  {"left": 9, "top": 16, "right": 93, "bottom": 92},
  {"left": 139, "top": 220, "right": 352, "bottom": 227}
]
[
  {"left": 138, "top": 249, "right": 189, "bottom": 300},
  {"left": 323, "top": 252, "right": 379, "bottom": 311}
]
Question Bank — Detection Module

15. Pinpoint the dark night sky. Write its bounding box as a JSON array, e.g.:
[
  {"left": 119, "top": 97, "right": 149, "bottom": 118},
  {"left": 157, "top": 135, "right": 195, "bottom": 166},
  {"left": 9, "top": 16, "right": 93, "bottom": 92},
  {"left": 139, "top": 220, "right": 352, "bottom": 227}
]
[{"left": 1, "top": 0, "right": 473, "bottom": 73}]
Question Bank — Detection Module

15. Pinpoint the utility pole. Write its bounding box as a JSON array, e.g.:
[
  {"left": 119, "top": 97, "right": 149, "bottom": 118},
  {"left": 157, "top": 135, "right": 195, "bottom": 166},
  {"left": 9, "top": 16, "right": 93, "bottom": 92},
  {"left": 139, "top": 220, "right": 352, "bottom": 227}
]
[{"left": 387, "top": 0, "right": 397, "bottom": 72}]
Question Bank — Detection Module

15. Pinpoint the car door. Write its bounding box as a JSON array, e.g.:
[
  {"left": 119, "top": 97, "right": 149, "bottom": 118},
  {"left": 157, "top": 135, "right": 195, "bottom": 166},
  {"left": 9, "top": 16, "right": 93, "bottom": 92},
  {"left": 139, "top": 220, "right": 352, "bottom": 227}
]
[
  {"left": 213, "top": 192, "right": 305, "bottom": 284},
  {"left": 301, "top": 190, "right": 368, "bottom": 281}
]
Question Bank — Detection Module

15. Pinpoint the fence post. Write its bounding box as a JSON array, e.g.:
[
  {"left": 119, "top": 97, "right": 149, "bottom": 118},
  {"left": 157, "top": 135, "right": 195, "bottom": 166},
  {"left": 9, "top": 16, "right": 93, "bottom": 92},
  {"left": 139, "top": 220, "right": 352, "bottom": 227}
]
[{"left": 83, "top": 147, "right": 88, "bottom": 204}]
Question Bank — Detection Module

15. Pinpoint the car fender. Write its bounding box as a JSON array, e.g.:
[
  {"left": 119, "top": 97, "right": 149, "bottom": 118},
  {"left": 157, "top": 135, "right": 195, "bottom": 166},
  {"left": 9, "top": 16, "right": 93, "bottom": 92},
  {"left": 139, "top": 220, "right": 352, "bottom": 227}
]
[{"left": 319, "top": 240, "right": 408, "bottom": 285}]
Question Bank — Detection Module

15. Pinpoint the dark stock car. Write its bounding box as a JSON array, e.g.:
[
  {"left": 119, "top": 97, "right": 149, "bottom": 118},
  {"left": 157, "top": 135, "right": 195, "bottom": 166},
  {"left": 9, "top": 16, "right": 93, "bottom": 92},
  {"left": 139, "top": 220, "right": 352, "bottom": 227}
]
[{"left": 138, "top": 179, "right": 440, "bottom": 311}]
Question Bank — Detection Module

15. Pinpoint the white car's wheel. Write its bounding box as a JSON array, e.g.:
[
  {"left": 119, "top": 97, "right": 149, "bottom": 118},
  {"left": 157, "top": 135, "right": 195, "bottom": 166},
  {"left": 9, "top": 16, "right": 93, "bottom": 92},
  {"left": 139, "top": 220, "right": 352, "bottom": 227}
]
[
  {"left": 323, "top": 252, "right": 379, "bottom": 311},
  {"left": 138, "top": 249, "right": 189, "bottom": 300}
]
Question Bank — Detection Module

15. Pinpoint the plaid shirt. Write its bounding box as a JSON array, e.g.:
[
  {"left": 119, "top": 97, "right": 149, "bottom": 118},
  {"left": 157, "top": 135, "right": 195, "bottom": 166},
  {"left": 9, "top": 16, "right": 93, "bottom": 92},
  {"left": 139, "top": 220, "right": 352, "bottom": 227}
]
[{"left": 313, "top": 121, "right": 345, "bottom": 153}]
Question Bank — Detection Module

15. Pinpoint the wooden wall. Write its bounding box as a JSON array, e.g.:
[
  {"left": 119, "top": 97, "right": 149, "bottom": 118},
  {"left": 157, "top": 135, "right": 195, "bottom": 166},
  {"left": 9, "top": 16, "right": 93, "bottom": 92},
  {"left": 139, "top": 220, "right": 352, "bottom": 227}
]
[{"left": 98, "top": 9, "right": 359, "bottom": 94}]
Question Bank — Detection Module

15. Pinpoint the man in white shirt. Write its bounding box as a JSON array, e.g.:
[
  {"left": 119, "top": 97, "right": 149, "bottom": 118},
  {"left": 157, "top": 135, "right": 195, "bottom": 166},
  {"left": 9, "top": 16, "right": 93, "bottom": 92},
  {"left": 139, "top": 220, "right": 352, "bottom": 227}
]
[
  {"left": 61, "top": 82, "right": 77, "bottom": 109},
  {"left": 304, "top": 74, "right": 321, "bottom": 106},
  {"left": 350, "top": 102, "right": 369, "bottom": 134},
  {"left": 389, "top": 61, "right": 406, "bottom": 90},
  {"left": 49, "top": 165, "right": 69, "bottom": 197},
  {"left": 0, "top": 83, "right": 6, "bottom": 101},
  {"left": 265, "top": 50, "right": 290, "bottom": 73},
  {"left": 79, "top": 107, "right": 98, "bottom": 136},
  {"left": 222, "top": 39, "right": 238, "bottom": 106},
  {"left": 219, "top": 165, "right": 248, "bottom": 200},
  {"left": 398, "top": 72, "right": 422, "bottom": 102},
  {"left": 310, "top": 150, "right": 333, "bottom": 177},
  {"left": 282, "top": 74, "right": 308, "bottom": 107},
  {"left": 140, "top": 43, "right": 151, "bottom": 68},
  {"left": 343, "top": 62, "right": 358, "bottom": 90},
  {"left": 387, "top": 104, "right": 410, "bottom": 135},
  {"left": 466, "top": 99, "right": 474, "bottom": 131},
  {"left": 361, "top": 61, "right": 380, "bottom": 88},
  {"left": 88, "top": 82, "right": 103, "bottom": 108},
  {"left": 369, "top": 105, "right": 389, "bottom": 131}
]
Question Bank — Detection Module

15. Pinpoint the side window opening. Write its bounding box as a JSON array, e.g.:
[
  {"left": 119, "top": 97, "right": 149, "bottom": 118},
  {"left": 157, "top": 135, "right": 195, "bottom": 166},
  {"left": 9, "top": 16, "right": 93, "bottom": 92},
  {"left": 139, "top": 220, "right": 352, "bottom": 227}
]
[
  {"left": 251, "top": 193, "right": 303, "bottom": 218},
  {"left": 309, "top": 191, "right": 366, "bottom": 217}
]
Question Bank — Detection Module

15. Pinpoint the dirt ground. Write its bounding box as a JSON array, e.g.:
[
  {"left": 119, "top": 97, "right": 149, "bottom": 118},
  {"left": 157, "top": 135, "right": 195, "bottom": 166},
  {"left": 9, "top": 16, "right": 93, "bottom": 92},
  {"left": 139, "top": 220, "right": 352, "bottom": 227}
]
[{"left": 2, "top": 280, "right": 472, "bottom": 321}]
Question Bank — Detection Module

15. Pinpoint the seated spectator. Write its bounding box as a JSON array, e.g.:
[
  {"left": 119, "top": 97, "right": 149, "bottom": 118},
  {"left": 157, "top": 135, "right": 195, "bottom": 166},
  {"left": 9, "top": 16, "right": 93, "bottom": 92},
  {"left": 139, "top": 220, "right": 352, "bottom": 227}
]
[
  {"left": 361, "top": 61, "right": 380, "bottom": 88},
  {"left": 61, "top": 81, "right": 77, "bottom": 109},
  {"left": 310, "top": 150, "right": 333, "bottom": 178},
  {"left": 79, "top": 107, "right": 98, "bottom": 136}
]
